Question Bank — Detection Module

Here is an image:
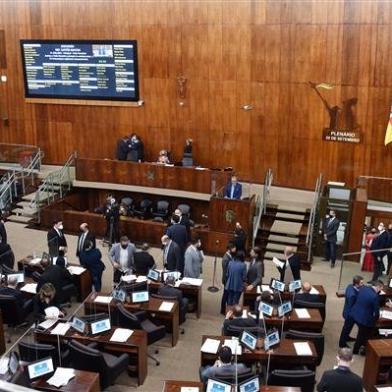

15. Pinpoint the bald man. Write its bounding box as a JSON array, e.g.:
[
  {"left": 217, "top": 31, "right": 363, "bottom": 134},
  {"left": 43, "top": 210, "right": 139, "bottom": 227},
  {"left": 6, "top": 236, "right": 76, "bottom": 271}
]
[
  {"left": 278, "top": 246, "right": 301, "bottom": 283},
  {"left": 76, "top": 223, "right": 96, "bottom": 258},
  {"left": 295, "top": 282, "right": 321, "bottom": 303}
]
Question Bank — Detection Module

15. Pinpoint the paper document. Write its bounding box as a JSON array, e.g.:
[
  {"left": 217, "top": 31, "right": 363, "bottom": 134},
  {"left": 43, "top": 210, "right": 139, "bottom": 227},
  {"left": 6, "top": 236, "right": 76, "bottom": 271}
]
[
  {"left": 20, "top": 283, "right": 37, "bottom": 294},
  {"left": 38, "top": 319, "right": 58, "bottom": 330},
  {"left": 50, "top": 323, "right": 71, "bottom": 336},
  {"left": 309, "top": 287, "right": 319, "bottom": 295},
  {"left": 136, "top": 275, "right": 148, "bottom": 283},
  {"left": 260, "top": 285, "right": 273, "bottom": 293},
  {"left": 94, "top": 296, "right": 112, "bottom": 304},
  {"left": 180, "top": 387, "right": 199, "bottom": 392},
  {"left": 381, "top": 310, "right": 392, "bottom": 320},
  {"left": 110, "top": 328, "right": 134, "bottom": 342},
  {"left": 0, "top": 357, "right": 9, "bottom": 375},
  {"left": 376, "top": 388, "right": 392, "bottom": 392},
  {"left": 242, "top": 309, "right": 248, "bottom": 318},
  {"left": 295, "top": 308, "right": 311, "bottom": 319},
  {"left": 200, "top": 338, "right": 220, "bottom": 354},
  {"left": 159, "top": 301, "right": 175, "bottom": 312},
  {"left": 379, "top": 329, "right": 392, "bottom": 336},
  {"left": 29, "top": 258, "right": 42, "bottom": 265},
  {"left": 294, "top": 342, "right": 312, "bottom": 356},
  {"left": 223, "top": 339, "right": 242, "bottom": 355},
  {"left": 181, "top": 277, "right": 203, "bottom": 286},
  {"left": 47, "top": 367, "right": 75, "bottom": 388},
  {"left": 67, "top": 266, "right": 86, "bottom": 275},
  {"left": 44, "top": 306, "right": 60, "bottom": 319},
  {"left": 272, "top": 257, "right": 285, "bottom": 269},
  {"left": 121, "top": 274, "right": 136, "bottom": 283}
]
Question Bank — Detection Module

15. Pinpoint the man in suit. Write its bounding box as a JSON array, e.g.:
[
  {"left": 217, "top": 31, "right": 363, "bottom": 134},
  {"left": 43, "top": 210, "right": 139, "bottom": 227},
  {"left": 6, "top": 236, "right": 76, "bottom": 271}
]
[
  {"left": 116, "top": 135, "right": 131, "bottom": 161},
  {"left": 174, "top": 208, "right": 191, "bottom": 242},
  {"left": 134, "top": 243, "right": 156, "bottom": 276},
  {"left": 224, "top": 175, "right": 242, "bottom": 200},
  {"left": 0, "top": 242, "right": 14, "bottom": 270},
  {"left": 166, "top": 214, "right": 188, "bottom": 274},
  {"left": 0, "top": 214, "right": 7, "bottom": 244},
  {"left": 350, "top": 280, "right": 383, "bottom": 355},
  {"left": 278, "top": 246, "right": 301, "bottom": 283},
  {"left": 246, "top": 246, "right": 263, "bottom": 290},
  {"left": 0, "top": 275, "right": 26, "bottom": 308},
  {"left": 222, "top": 305, "right": 257, "bottom": 335},
  {"left": 47, "top": 220, "right": 67, "bottom": 258},
  {"left": 220, "top": 242, "right": 236, "bottom": 315},
  {"left": 76, "top": 223, "right": 96, "bottom": 259},
  {"left": 127, "top": 133, "right": 144, "bottom": 162},
  {"left": 225, "top": 250, "right": 247, "bottom": 306},
  {"left": 108, "top": 236, "right": 136, "bottom": 284},
  {"left": 317, "top": 348, "right": 362, "bottom": 392},
  {"left": 184, "top": 238, "right": 204, "bottom": 279},
  {"left": 234, "top": 222, "right": 247, "bottom": 251},
  {"left": 338, "top": 275, "right": 364, "bottom": 348},
  {"left": 295, "top": 282, "right": 322, "bottom": 303},
  {"left": 103, "top": 195, "right": 120, "bottom": 245},
  {"left": 162, "top": 235, "right": 182, "bottom": 272},
  {"left": 324, "top": 209, "right": 340, "bottom": 268},
  {"left": 371, "top": 222, "right": 390, "bottom": 281}
]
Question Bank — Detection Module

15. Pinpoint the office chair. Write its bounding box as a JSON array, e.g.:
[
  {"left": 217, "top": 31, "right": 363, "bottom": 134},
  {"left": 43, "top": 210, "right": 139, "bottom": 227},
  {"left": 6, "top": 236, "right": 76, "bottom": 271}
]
[
  {"left": 68, "top": 340, "right": 129, "bottom": 389},
  {"left": 268, "top": 369, "right": 315, "bottom": 392},
  {"left": 0, "top": 295, "right": 33, "bottom": 342},
  {"left": 133, "top": 199, "right": 153, "bottom": 220},
  {"left": 293, "top": 299, "right": 326, "bottom": 323},
  {"left": 177, "top": 203, "right": 191, "bottom": 217},
  {"left": 224, "top": 325, "right": 265, "bottom": 338},
  {"left": 212, "top": 369, "right": 254, "bottom": 385},
  {"left": 80, "top": 312, "right": 109, "bottom": 323},
  {"left": 115, "top": 303, "right": 166, "bottom": 366},
  {"left": 0, "top": 247, "right": 15, "bottom": 270},
  {"left": 151, "top": 200, "right": 170, "bottom": 220},
  {"left": 120, "top": 197, "right": 134, "bottom": 216},
  {"left": 18, "top": 341, "right": 70, "bottom": 368},
  {"left": 151, "top": 293, "right": 186, "bottom": 327},
  {"left": 31, "top": 271, "right": 41, "bottom": 282},
  {"left": 119, "top": 281, "right": 148, "bottom": 293},
  {"left": 1, "top": 264, "right": 16, "bottom": 275}
]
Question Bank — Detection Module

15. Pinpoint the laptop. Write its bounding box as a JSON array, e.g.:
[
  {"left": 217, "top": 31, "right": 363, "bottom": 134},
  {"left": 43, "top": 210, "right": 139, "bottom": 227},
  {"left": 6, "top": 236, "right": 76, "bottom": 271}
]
[
  {"left": 239, "top": 376, "right": 260, "bottom": 392},
  {"left": 71, "top": 317, "right": 86, "bottom": 334},
  {"left": 132, "top": 291, "right": 149, "bottom": 303},
  {"left": 270, "top": 278, "right": 285, "bottom": 292},
  {"left": 289, "top": 279, "right": 302, "bottom": 292},
  {"left": 278, "top": 301, "right": 292, "bottom": 317},
  {"left": 112, "top": 289, "right": 126, "bottom": 302},
  {"left": 258, "top": 301, "right": 273, "bottom": 317},
  {"left": 147, "top": 269, "right": 160, "bottom": 282},
  {"left": 264, "top": 330, "right": 280, "bottom": 351},
  {"left": 7, "top": 272, "right": 24, "bottom": 284},
  {"left": 240, "top": 330, "right": 257, "bottom": 351},
  {"left": 27, "top": 357, "right": 54, "bottom": 380},
  {"left": 163, "top": 271, "right": 181, "bottom": 282},
  {"left": 90, "top": 318, "right": 111, "bottom": 335},
  {"left": 206, "top": 378, "right": 232, "bottom": 392}
]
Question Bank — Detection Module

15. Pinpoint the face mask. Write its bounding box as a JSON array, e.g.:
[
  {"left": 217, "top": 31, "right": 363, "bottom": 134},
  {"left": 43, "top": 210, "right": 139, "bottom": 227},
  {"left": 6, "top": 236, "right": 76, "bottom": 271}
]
[
  {"left": 121, "top": 244, "right": 128, "bottom": 249},
  {"left": 110, "top": 198, "right": 115, "bottom": 204},
  {"left": 58, "top": 224, "right": 63, "bottom": 230}
]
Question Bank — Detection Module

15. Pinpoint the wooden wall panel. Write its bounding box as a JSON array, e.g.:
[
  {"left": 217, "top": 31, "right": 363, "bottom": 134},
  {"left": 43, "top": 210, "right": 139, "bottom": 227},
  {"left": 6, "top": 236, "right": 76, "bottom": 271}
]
[{"left": 0, "top": 0, "right": 392, "bottom": 190}]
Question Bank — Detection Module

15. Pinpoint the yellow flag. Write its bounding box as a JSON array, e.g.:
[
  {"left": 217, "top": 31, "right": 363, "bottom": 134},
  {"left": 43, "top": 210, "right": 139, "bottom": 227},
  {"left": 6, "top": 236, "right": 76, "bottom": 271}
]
[{"left": 385, "top": 106, "right": 392, "bottom": 146}]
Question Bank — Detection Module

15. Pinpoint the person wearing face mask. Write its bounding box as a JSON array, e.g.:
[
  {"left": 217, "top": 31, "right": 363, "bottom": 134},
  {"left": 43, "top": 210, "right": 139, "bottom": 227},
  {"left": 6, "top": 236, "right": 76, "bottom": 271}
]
[
  {"left": 184, "top": 237, "right": 204, "bottom": 279},
  {"left": 371, "top": 222, "right": 390, "bottom": 281},
  {"left": 362, "top": 227, "right": 376, "bottom": 272},
  {"left": 246, "top": 246, "right": 264, "bottom": 291},
  {"left": 108, "top": 236, "right": 136, "bottom": 284},
  {"left": 323, "top": 209, "right": 340, "bottom": 268},
  {"left": 127, "top": 133, "right": 144, "bottom": 162},
  {"left": 233, "top": 222, "right": 247, "bottom": 251},
  {"left": 76, "top": 223, "right": 96, "bottom": 259},
  {"left": 220, "top": 242, "right": 236, "bottom": 315},
  {"left": 224, "top": 175, "right": 242, "bottom": 200},
  {"left": 47, "top": 219, "right": 67, "bottom": 258},
  {"left": 104, "top": 194, "right": 120, "bottom": 245}
]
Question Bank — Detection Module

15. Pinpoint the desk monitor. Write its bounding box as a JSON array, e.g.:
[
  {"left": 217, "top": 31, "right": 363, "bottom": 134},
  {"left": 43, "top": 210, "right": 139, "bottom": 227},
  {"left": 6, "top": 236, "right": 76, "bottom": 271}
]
[
  {"left": 147, "top": 269, "right": 160, "bottom": 282},
  {"left": 7, "top": 272, "right": 24, "bottom": 284},
  {"left": 240, "top": 330, "right": 257, "bottom": 351},
  {"left": 278, "top": 301, "right": 292, "bottom": 317},
  {"left": 206, "top": 378, "right": 232, "bottom": 392},
  {"left": 27, "top": 357, "right": 54, "bottom": 380},
  {"left": 239, "top": 376, "right": 260, "bottom": 392},
  {"left": 289, "top": 279, "right": 302, "bottom": 292},
  {"left": 163, "top": 271, "right": 181, "bottom": 282},
  {"left": 270, "top": 278, "right": 285, "bottom": 292},
  {"left": 90, "top": 318, "right": 111, "bottom": 335},
  {"left": 71, "top": 317, "right": 86, "bottom": 334},
  {"left": 132, "top": 290, "right": 149, "bottom": 303},
  {"left": 112, "top": 289, "right": 126, "bottom": 302},
  {"left": 52, "top": 256, "right": 68, "bottom": 266},
  {"left": 8, "top": 352, "right": 19, "bottom": 376},
  {"left": 264, "top": 330, "right": 280, "bottom": 351},
  {"left": 258, "top": 301, "right": 273, "bottom": 317}
]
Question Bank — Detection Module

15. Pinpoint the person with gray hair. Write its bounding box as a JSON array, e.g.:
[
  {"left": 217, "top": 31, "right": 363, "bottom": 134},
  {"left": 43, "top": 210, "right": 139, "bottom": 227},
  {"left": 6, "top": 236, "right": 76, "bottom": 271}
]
[
  {"left": 317, "top": 348, "right": 362, "bottom": 391},
  {"left": 161, "top": 235, "right": 181, "bottom": 272},
  {"left": 109, "top": 235, "right": 136, "bottom": 283},
  {"left": 0, "top": 275, "right": 25, "bottom": 308}
]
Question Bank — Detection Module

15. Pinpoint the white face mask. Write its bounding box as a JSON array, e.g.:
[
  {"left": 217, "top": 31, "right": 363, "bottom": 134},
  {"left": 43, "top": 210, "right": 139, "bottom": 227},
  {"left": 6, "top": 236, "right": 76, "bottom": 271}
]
[{"left": 57, "top": 224, "right": 63, "bottom": 230}]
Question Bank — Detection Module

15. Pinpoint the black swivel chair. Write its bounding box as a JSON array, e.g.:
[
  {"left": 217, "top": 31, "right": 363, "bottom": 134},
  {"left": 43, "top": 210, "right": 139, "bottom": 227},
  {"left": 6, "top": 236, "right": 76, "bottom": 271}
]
[
  {"left": 213, "top": 369, "right": 255, "bottom": 385},
  {"left": 151, "top": 293, "right": 186, "bottom": 327},
  {"left": 225, "top": 325, "right": 265, "bottom": 338},
  {"left": 133, "top": 199, "right": 153, "bottom": 220},
  {"left": 80, "top": 312, "right": 109, "bottom": 323},
  {"left": 31, "top": 271, "right": 42, "bottom": 283},
  {"left": 68, "top": 340, "right": 129, "bottom": 389},
  {"left": 120, "top": 197, "right": 134, "bottom": 216},
  {"left": 116, "top": 303, "right": 166, "bottom": 366},
  {"left": 268, "top": 369, "right": 315, "bottom": 392},
  {"left": 177, "top": 204, "right": 194, "bottom": 226},
  {"left": 18, "top": 341, "right": 70, "bottom": 368},
  {"left": 1, "top": 264, "right": 16, "bottom": 275},
  {"left": 293, "top": 299, "right": 326, "bottom": 324},
  {"left": 151, "top": 200, "right": 170, "bottom": 221}
]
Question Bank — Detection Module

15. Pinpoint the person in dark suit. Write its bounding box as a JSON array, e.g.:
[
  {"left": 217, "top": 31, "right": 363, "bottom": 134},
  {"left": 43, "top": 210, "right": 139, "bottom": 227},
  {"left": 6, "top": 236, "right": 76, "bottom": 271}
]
[
  {"left": 350, "top": 280, "right": 383, "bottom": 355},
  {"left": 222, "top": 305, "right": 257, "bottom": 335},
  {"left": 162, "top": 235, "right": 182, "bottom": 272},
  {"left": 338, "top": 275, "right": 364, "bottom": 348},
  {"left": 127, "top": 133, "right": 144, "bottom": 162},
  {"left": 103, "top": 195, "right": 120, "bottom": 245},
  {"left": 79, "top": 240, "right": 105, "bottom": 292},
  {"left": 174, "top": 208, "right": 191, "bottom": 242},
  {"left": 295, "top": 282, "right": 322, "bottom": 303},
  {"left": 246, "top": 246, "right": 264, "bottom": 291},
  {"left": 387, "top": 223, "right": 392, "bottom": 275},
  {"left": 47, "top": 220, "right": 67, "bottom": 258},
  {"left": 278, "top": 246, "right": 301, "bottom": 283},
  {"left": 371, "top": 222, "right": 390, "bottom": 281},
  {"left": 166, "top": 214, "right": 188, "bottom": 274},
  {"left": 234, "top": 222, "right": 247, "bottom": 251},
  {"left": 116, "top": 135, "right": 131, "bottom": 161},
  {"left": 317, "top": 348, "right": 363, "bottom": 392},
  {"left": 324, "top": 210, "right": 340, "bottom": 268},
  {"left": 76, "top": 223, "right": 96, "bottom": 259},
  {"left": 225, "top": 250, "right": 247, "bottom": 306},
  {"left": 0, "top": 215, "right": 7, "bottom": 244},
  {"left": 224, "top": 175, "right": 242, "bottom": 200},
  {"left": 0, "top": 275, "right": 26, "bottom": 308},
  {"left": 0, "top": 242, "right": 14, "bottom": 270},
  {"left": 220, "top": 242, "right": 236, "bottom": 315},
  {"left": 134, "top": 243, "right": 156, "bottom": 276}
]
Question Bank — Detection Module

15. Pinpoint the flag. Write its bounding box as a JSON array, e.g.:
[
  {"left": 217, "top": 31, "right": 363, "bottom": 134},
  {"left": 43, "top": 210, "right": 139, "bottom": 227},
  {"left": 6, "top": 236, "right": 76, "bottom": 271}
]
[
  {"left": 385, "top": 106, "right": 392, "bottom": 146},
  {"left": 316, "top": 82, "right": 335, "bottom": 90}
]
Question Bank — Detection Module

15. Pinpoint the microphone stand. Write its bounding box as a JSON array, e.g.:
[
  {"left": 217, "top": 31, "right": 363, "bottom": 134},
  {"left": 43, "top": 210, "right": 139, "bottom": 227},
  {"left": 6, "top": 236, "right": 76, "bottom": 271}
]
[{"left": 208, "top": 240, "right": 220, "bottom": 293}]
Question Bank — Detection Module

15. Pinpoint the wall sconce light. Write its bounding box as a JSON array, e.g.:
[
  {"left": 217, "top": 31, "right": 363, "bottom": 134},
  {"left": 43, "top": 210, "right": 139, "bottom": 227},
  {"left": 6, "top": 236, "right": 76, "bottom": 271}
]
[{"left": 241, "top": 104, "right": 253, "bottom": 111}]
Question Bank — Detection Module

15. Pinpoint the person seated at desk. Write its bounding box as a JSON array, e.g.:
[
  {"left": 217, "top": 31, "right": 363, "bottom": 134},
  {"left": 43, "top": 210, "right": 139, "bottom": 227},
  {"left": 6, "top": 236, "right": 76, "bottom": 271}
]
[
  {"left": 224, "top": 175, "right": 242, "bottom": 200},
  {"left": 157, "top": 150, "right": 170, "bottom": 164},
  {"left": 158, "top": 276, "right": 188, "bottom": 323},
  {"left": 200, "top": 346, "right": 249, "bottom": 383},
  {"left": 162, "top": 235, "right": 182, "bottom": 272},
  {"left": 134, "top": 243, "right": 155, "bottom": 276},
  {"left": 317, "top": 348, "right": 362, "bottom": 392},
  {"left": 127, "top": 133, "right": 144, "bottom": 162},
  {"left": 222, "top": 305, "right": 257, "bottom": 335},
  {"left": 246, "top": 246, "right": 264, "bottom": 291},
  {"left": 0, "top": 275, "right": 26, "bottom": 308},
  {"left": 109, "top": 236, "right": 136, "bottom": 284},
  {"left": 255, "top": 290, "right": 280, "bottom": 315},
  {"left": 184, "top": 238, "right": 204, "bottom": 279},
  {"left": 295, "top": 282, "right": 321, "bottom": 303},
  {"left": 79, "top": 240, "right": 105, "bottom": 292},
  {"left": 33, "top": 283, "right": 64, "bottom": 322}
]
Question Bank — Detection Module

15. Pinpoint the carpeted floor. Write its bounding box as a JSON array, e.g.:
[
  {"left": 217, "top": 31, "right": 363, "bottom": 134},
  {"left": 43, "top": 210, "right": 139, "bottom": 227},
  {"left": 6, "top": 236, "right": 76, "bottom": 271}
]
[{"left": 4, "top": 221, "right": 367, "bottom": 391}]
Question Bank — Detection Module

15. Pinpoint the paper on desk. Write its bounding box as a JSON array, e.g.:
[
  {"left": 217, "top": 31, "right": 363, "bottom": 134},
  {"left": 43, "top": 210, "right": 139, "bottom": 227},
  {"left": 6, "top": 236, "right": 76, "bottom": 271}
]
[
  {"left": 0, "top": 356, "right": 9, "bottom": 375},
  {"left": 295, "top": 308, "right": 311, "bottom": 319},
  {"left": 50, "top": 323, "right": 71, "bottom": 336},
  {"left": 381, "top": 310, "right": 392, "bottom": 320},
  {"left": 181, "top": 277, "right": 203, "bottom": 286},
  {"left": 136, "top": 275, "right": 148, "bottom": 283},
  {"left": 20, "top": 283, "right": 37, "bottom": 294},
  {"left": 294, "top": 342, "right": 312, "bottom": 356},
  {"left": 67, "top": 266, "right": 86, "bottom": 275},
  {"left": 121, "top": 274, "right": 137, "bottom": 283},
  {"left": 29, "top": 258, "right": 42, "bottom": 265},
  {"left": 38, "top": 319, "right": 57, "bottom": 330},
  {"left": 309, "top": 287, "right": 319, "bottom": 295},
  {"left": 180, "top": 387, "right": 200, "bottom": 392},
  {"left": 272, "top": 257, "right": 285, "bottom": 269},
  {"left": 44, "top": 306, "right": 60, "bottom": 319},
  {"left": 200, "top": 338, "right": 220, "bottom": 354},
  {"left": 110, "top": 328, "right": 134, "bottom": 342},
  {"left": 260, "top": 284, "right": 273, "bottom": 293},
  {"left": 379, "top": 329, "right": 392, "bottom": 336},
  {"left": 46, "top": 367, "right": 75, "bottom": 388},
  {"left": 94, "top": 296, "right": 112, "bottom": 304},
  {"left": 223, "top": 339, "right": 242, "bottom": 355},
  {"left": 159, "top": 301, "right": 174, "bottom": 312},
  {"left": 376, "top": 388, "right": 392, "bottom": 392}
]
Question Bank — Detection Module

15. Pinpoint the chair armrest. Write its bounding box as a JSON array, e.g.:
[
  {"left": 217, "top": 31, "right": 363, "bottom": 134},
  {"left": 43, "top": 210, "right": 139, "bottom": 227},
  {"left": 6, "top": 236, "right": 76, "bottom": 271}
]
[
  {"left": 135, "top": 310, "right": 148, "bottom": 322},
  {"left": 111, "top": 353, "right": 129, "bottom": 370},
  {"left": 87, "top": 342, "right": 99, "bottom": 350},
  {"left": 23, "top": 299, "right": 33, "bottom": 314}
]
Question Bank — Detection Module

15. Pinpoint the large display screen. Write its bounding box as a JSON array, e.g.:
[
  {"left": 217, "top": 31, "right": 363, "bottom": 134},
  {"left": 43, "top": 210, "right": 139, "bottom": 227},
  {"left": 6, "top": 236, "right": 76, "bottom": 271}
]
[{"left": 20, "top": 40, "right": 139, "bottom": 101}]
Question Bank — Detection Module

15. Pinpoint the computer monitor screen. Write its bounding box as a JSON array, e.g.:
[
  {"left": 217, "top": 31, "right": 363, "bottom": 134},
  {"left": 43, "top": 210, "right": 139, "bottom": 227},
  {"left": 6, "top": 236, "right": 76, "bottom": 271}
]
[
  {"left": 90, "top": 318, "right": 111, "bottom": 335},
  {"left": 240, "top": 330, "right": 257, "bottom": 351},
  {"left": 289, "top": 279, "right": 302, "bottom": 292},
  {"left": 270, "top": 278, "right": 285, "bottom": 292},
  {"left": 8, "top": 352, "right": 19, "bottom": 375},
  {"left": 147, "top": 269, "right": 160, "bottom": 282},
  {"left": 239, "top": 376, "right": 260, "bottom": 392},
  {"left": 52, "top": 256, "right": 68, "bottom": 266},
  {"left": 258, "top": 301, "right": 273, "bottom": 317},
  {"left": 329, "top": 187, "right": 351, "bottom": 201},
  {"left": 278, "top": 301, "right": 292, "bottom": 317},
  {"left": 206, "top": 378, "right": 232, "bottom": 392},
  {"left": 264, "top": 330, "right": 280, "bottom": 351},
  {"left": 7, "top": 272, "right": 24, "bottom": 284},
  {"left": 163, "top": 271, "right": 181, "bottom": 282},
  {"left": 27, "top": 357, "right": 54, "bottom": 380},
  {"left": 112, "top": 289, "right": 126, "bottom": 302},
  {"left": 132, "top": 291, "right": 149, "bottom": 303},
  {"left": 71, "top": 317, "right": 86, "bottom": 334}
]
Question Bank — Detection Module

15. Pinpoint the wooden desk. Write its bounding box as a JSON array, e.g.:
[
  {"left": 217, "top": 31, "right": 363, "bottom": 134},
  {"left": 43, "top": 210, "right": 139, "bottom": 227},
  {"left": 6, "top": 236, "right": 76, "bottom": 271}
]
[
  {"left": 18, "top": 256, "right": 92, "bottom": 302},
  {"left": 201, "top": 336, "right": 317, "bottom": 370},
  {"left": 34, "top": 323, "right": 147, "bottom": 385},
  {"left": 163, "top": 380, "right": 203, "bottom": 392},
  {"left": 84, "top": 292, "right": 180, "bottom": 347},
  {"left": 32, "top": 370, "right": 100, "bottom": 392}
]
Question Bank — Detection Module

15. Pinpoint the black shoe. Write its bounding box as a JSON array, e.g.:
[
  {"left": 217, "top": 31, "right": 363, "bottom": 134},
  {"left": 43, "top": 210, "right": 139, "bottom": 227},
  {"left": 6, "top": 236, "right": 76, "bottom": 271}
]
[{"left": 331, "top": 263, "right": 335, "bottom": 268}]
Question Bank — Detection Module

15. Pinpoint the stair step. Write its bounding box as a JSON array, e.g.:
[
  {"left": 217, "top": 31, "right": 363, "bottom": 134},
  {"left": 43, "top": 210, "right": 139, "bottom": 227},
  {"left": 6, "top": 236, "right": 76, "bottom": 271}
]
[
  {"left": 266, "top": 243, "right": 297, "bottom": 252},
  {"left": 270, "top": 220, "right": 303, "bottom": 235},
  {"left": 16, "top": 201, "right": 33, "bottom": 208},
  {"left": 275, "top": 212, "right": 306, "bottom": 221},
  {"left": 7, "top": 214, "right": 32, "bottom": 223},
  {"left": 264, "top": 251, "right": 285, "bottom": 260},
  {"left": 269, "top": 202, "right": 310, "bottom": 213},
  {"left": 12, "top": 207, "right": 38, "bottom": 217},
  {"left": 22, "top": 191, "right": 53, "bottom": 202},
  {"left": 268, "top": 234, "right": 299, "bottom": 244}
]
